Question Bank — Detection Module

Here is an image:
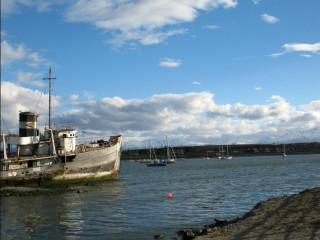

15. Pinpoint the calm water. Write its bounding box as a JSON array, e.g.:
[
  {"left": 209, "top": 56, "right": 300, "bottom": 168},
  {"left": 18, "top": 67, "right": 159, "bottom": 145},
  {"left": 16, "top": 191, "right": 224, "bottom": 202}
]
[{"left": 1, "top": 154, "right": 320, "bottom": 239}]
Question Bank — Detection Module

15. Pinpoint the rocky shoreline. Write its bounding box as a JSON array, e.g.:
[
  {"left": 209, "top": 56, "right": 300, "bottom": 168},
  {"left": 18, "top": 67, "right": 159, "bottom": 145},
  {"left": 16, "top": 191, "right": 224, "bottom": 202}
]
[{"left": 180, "top": 187, "right": 320, "bottom": 240}]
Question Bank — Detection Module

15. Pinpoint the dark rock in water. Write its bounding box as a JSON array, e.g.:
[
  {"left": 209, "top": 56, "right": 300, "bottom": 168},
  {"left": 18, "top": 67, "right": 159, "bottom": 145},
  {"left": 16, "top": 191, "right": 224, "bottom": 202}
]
[
  {"left": 177, "top": 230, "right": 185, "bottom": 236},
  {"left": 154, "top": 234, "right": 165, "bottom": 239},
  {"left": 182, "top": 230, "right": 195, "bottom": 240}
]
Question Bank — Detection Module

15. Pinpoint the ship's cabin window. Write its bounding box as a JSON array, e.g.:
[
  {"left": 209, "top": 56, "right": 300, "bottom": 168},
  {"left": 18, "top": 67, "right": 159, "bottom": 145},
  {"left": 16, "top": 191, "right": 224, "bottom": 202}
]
[{"left": 28, "top": 160, "right": 33, "bottom": 168}]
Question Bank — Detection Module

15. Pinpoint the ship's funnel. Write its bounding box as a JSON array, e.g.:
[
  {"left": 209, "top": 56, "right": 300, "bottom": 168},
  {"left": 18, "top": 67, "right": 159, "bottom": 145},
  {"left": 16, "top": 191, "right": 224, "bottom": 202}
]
[{"left": 19, "top": 112, "right": 39, "bottom": 137}]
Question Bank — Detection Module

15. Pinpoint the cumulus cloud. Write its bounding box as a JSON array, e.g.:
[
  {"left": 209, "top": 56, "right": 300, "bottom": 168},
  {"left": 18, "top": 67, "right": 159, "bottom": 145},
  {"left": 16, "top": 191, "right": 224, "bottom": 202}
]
[
  {"left": 1, "top": 82, "right": 50, "bottom": 131},
  {"left": 254, "top": 86, "right": 262, "bottom": 91},
  {"left": 283, "top": 43, "right": 320, "bottom": 53},
  {"left": 306, "top": 100, "right": 320, "bottom": 112},
  {"left": 159, "top": 58, "right": 182, "bottom": 67},
  {"left": 261, "top": 13, "right": 279, "bottom": 24},
  {"left": 2, "top": 82, "right": 320, "bottom": 148},
  {"left": 64, "top": 0, "right": 238, "bottom": 45},
  {"left": 233, "top": 96, "right": 294, "bottom": 121},
  {"left": 192, "top": 81, "right": 201, "bottom": 85}
]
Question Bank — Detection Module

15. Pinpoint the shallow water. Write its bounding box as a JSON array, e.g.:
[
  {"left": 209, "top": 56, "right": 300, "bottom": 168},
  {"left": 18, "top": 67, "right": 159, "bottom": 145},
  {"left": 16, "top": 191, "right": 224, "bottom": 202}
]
[{"left": 1, "top": 154, "right": 320, "bottom": 239}]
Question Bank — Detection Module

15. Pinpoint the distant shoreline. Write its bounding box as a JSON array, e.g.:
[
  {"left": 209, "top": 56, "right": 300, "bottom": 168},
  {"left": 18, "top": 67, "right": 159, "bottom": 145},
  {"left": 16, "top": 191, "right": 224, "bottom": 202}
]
[{"left": 121, "top": 142, "right": 320, "bottom": 160}]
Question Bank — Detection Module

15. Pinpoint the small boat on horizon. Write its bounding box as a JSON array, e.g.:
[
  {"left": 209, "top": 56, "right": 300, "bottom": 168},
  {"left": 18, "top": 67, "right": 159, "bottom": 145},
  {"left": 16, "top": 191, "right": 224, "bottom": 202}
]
[
  {"left": 163, "top": 134, "right": 176, "bottom": 164},
  {"left": 282, "top": 144, "right": 287, "bottom": 157},
  {"left": 146, "top": 160, "right": 166, "bottom": 167}
]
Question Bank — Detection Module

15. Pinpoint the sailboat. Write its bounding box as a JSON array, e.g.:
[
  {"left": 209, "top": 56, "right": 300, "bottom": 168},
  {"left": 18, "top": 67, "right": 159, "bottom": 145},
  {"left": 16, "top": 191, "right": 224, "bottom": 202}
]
[
  {"left": 224, "top": 145, "right": 233, "bottom": 159},
  {"left": 217, "top": 145, "right": 224, "bottom": 159},
  {"left": 282, "top": 144, "right": 287, "bottom": 157},
  {"left": 163, "top": 135, "right": 176, "bottom": 164},
  {"left": 146, "top": 139, "right": 166, "bottom": 166},
  {"left": 1, "top": 68, "right": 122, "bottom": 186}
]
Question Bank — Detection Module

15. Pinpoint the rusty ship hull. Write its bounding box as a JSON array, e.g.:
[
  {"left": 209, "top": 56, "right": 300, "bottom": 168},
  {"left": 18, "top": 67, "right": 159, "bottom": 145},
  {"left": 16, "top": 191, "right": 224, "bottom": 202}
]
[{"left": 1, "top": 136, "right": 122, "bottom": 186}]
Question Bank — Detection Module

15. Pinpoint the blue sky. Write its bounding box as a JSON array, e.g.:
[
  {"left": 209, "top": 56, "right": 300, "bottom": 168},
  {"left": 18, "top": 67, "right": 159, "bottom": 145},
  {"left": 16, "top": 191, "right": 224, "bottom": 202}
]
[{"left": 1, "top": 0, "right": 320, "bottom": 148}]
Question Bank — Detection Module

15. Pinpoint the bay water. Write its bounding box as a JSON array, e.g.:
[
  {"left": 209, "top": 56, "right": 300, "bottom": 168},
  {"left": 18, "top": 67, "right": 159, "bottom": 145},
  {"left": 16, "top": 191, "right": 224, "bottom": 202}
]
[{"left": 1, "top": 154, "right": 320, "bottom": 239}]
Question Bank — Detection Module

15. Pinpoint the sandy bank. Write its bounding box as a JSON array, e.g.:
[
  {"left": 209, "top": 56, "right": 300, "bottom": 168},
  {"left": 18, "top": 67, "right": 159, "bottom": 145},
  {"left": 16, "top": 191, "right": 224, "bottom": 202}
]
[{"left": 190, "top": 187, "right": 320, "bottom": 240}]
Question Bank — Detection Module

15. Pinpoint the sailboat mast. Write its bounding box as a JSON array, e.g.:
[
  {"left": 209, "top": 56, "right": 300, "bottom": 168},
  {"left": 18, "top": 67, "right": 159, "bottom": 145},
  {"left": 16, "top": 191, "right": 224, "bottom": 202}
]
[
  {"left": 43, "top": 67, "right": 56, "bottom": 129},
  {"left": 166, "top": 134, "right": 170, "bottom": 158},
  {"left": 149, "top": 138, "right": 152, "bottom": 160}
]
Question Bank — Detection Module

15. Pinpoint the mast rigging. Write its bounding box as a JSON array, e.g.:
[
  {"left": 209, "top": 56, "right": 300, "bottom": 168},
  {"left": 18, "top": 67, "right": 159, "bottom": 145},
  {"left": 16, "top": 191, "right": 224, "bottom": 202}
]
[{"left": 43, "top": 67, "right": 56, "bottom": 129}]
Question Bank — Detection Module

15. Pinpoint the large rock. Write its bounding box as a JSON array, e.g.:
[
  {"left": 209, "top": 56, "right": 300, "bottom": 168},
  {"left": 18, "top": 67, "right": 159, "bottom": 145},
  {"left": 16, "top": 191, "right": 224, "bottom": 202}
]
[{"left": 182, "top": 230, "right": 195, "bottom": 240}]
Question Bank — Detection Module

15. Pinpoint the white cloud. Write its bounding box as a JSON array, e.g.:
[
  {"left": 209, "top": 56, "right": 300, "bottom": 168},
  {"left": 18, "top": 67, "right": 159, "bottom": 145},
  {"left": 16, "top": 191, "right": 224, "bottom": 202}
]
[
  {"left": 139, "top": 29, "right": 188, "bottom": 45},
  {"left": 2, "top": 0, "right": 54, "bottom": 15},
  {"left": 159, "top": 58, "right": 182, "bottom": 68},
  {"left": 1, "top": 40, "right": 47, "bottom": 66},
  {"left": 2, "top": 82, "right": 320, "bottom": 148},
  {"left": 268, "top": 52, "right": 285, "bottom": 58},
  {"left": 204, "top": 25, "right": 220, "bottom": 30},
  {"left": 107, "top": 28, "right": 188, "bottom": 46},
  {"left": 84, "top": 91, "right": 96, "bottom": 100},
  {"left": 16, "top": 71, "right": 46, "bottom": 87},
  {"left": 254, "top": 87, "right": 262, "bottom": 91},
  {"left": 270, "top": 95, "right": 285, "bottom": 102},
  {"left": 192, "top": 82, "right": 201, "bottom": 85},
  {"left": 269, "top": 42, "right": 320, "bottom": 58},
  {"left": 60, "top": 94, "right": 79, "bottom": 101},
  {"left": 283, "top": 43, "right": 320, "bottom": 53},
  {"left": 252, "top": 0, "right": 261, "bottom": 4},
  {"left": 65, "top": 0, "right": 238, "bottom": 45},
  {"left": 1, "top": 82, "right": 50, "bottom": 131},
  {"left": 233, "top": 96, "right": 293, "bottom": 121},
  {"left": 1, "top": 40, "right": 26, "bottom": 65},
  {"left": 1, "top": 0, "right": 53, "bottom": 16},
  {"left": 261, "top": 13, "right": 279, "bottom": 24},
  {"left": 307, "top": 100, "right": 320, "bottom": 112}
]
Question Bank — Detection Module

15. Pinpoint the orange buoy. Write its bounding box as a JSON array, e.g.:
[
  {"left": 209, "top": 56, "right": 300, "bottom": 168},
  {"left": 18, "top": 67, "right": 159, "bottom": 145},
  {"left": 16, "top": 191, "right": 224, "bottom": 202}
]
[{"left": 168, "top": 193, "right": 172, "bottom": 198}]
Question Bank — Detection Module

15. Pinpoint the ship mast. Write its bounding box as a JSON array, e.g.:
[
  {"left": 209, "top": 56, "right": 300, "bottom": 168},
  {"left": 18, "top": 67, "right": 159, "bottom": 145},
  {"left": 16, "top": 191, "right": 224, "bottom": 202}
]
[{"left": 43, "top": 67, "right": 56, "bottom": 129}]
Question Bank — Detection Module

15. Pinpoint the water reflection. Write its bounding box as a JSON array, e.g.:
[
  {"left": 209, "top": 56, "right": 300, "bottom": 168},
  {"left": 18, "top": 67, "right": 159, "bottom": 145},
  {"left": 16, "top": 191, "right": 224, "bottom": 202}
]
[{"left": 1, "top": 180, "right": 126, "bottom": 239}]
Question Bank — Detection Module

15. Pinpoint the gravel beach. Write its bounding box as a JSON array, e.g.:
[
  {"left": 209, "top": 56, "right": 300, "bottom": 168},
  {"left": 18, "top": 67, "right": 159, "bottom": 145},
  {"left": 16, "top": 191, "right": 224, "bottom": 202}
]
[{"left": 191, "top": 187, "right": 320, "bottom": 240}]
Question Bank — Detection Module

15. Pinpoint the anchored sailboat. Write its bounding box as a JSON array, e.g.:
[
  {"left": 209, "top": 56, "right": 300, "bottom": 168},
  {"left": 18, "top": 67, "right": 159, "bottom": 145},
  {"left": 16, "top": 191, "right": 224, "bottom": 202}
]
[{"left": 163, "top": 135, "right": 176, "bottom": 163}]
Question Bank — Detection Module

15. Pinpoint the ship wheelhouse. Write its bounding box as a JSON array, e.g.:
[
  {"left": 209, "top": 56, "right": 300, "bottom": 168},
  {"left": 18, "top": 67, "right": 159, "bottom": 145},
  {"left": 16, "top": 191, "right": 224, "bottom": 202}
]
[{"left": 51, "top": 122, "right": 77, "bottom": 162}]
